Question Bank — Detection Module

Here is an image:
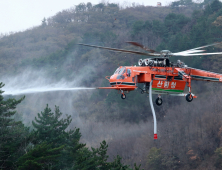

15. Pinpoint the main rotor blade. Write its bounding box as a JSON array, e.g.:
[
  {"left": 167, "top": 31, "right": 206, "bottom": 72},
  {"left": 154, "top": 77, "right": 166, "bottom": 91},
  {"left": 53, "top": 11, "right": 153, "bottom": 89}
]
[
  {"left": 78, "top": 43, "right": 160, "bottom": 56},
  {"left": 173, "top": 49, "right": 206, "bottom": 55},
  {"left": 173, "top": 52, "right": 222, "bottom": 56},
  {"left": 126, "top": 41, "right": 158, "bottom": 53},
  {"left": 175, "top": 42, "right": 222, "bottom": 55},
  {"left": 180, "top": 49, "right": 206, "bottom": 54}
]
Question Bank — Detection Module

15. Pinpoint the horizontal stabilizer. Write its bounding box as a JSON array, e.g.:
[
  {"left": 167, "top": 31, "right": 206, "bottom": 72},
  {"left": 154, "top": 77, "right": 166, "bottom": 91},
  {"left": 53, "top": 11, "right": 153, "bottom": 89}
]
[{"left": 175, "top": 68, "right": 190, "bottom": 79}]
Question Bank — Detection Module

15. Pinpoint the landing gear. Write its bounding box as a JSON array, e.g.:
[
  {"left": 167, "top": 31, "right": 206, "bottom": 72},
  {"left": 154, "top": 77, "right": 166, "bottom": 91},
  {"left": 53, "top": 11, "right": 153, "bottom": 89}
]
[
  {"left": 141, "top": 82, "right": 150, "bottom": 94},
  {"left": 185, "top": 78, "right": 193, "bottom": 102},
  {"left": 186, "top": 93, "right": 193, "bottom": 102},
  {"left": 156, "top": 97, "right": 162, "bottom": 106},
  {"left": 121, "top": 94, "right": 126, "bottom": 99},
  {"left": 120, "top": 90, "right": 126, "bottom": 99}
]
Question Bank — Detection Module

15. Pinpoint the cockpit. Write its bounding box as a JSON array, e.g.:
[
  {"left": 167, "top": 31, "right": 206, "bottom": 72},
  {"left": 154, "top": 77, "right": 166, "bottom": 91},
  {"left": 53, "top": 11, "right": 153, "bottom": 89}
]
[
  {"left": 114, "top": 67, "right": 125, "bottom": 75},
  {"left": 114, "top": 67, "right": 131, "bottom": 80}
]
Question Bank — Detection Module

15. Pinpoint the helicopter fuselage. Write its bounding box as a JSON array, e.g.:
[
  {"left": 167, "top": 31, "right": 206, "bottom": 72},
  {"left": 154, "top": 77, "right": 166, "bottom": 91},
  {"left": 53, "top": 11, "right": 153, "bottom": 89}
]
[
  {"left": 108, "top": 65, "right": 186, "bottom": 95},
  {"left": 103, "top": 58, "right": 222, "bottom": 97}
]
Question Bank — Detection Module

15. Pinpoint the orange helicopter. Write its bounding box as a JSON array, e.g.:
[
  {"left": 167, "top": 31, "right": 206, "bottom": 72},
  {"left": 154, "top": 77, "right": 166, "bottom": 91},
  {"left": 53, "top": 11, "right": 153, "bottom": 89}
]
[{"left": 79, "top": 42, "right": 222, "bottom": 139}]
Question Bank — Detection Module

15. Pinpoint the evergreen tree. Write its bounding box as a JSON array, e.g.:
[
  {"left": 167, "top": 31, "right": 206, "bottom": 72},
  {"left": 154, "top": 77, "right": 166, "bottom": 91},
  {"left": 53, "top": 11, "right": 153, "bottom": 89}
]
[
  {"left": 0, "top": 82, "right": 29, "bottom": 169},
  {"left": 146, "top": 147, "right": 165, "bottom": 170},
  {"left": 214, "top": 147, "right": 222, "bottom": 168},
  {"left": 133, "top": 163, "right": 144, "bottom": 170},
  {"left": 31, "top": 104, "right": 84, "bottom": 169},
  {"left": 17, "top": 142, "right": 64, "bottom": 170},
  {"left": 74, "top": 141, "right": 113, "bottom": 170},
  {"left": 42, "top": 17, "right": 47, "bottom": 27},
  {"left": 74, "top": 140, "right": 133, "bottom": 170},
  {"left": 111, "top": 155, "right": 131, "bottom": 170},
  {"left": 210, "top": 0, "right": 222, "bottom": 13},
  {"left": 32, "top": 104, "right": 72, "bottom": 145}
]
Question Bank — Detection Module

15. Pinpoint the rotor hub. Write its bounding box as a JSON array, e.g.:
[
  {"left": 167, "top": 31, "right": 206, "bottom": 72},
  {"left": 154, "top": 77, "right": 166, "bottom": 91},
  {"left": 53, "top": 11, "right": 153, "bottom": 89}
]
[{"left": 160, "top": 50, "right": 172, "bottom": 57}]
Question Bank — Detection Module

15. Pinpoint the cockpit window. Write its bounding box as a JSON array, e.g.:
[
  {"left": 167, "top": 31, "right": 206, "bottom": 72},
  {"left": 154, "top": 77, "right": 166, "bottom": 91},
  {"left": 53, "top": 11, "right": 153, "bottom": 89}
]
[
  {"left": 118, "top": 67, "right": 126, "bottom": 75},
  {"left": 127, "top": 69, "right": 131, "bottom": 77},
  {"left": 114, "top": 67, "right": 126, "bottom": 75},
  {"left": 114, "top": 67, "right": 120, "bottom": 74},
  {"left": 116, "top": 67, "right": 126, "bottom": 79},
  {"left": 117, "top": 75, "right": 125, "bottom": 79}
]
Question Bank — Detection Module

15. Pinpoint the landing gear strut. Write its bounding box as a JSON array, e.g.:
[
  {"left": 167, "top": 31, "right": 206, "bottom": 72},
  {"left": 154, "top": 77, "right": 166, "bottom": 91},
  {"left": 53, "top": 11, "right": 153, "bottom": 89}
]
[
  {"left": 185, "top": 79, "right": 193, "bottom": 102},
  {"left": 120, "top": 90, "right": 126, "bottom": 99},
  {"left": 141, "top": 82, "right": 150, "bottom": 94}
]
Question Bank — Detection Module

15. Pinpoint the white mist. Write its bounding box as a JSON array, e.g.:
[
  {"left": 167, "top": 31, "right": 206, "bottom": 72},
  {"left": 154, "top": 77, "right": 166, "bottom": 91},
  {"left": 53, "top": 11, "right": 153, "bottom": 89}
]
[{"left": 2, "top": 87, "right": 96, "bottom": 95}]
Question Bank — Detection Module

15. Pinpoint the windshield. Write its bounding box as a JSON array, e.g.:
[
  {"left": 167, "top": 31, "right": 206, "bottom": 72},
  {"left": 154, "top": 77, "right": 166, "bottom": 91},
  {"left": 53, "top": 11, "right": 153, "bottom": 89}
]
[
  {"left": 114, "top": 67, "right": 126, "bottom": 75},
  {"left": 118, "top": 67, "right": 126, "bottom": 75},
  {"left": 114, "top": 67, "right": 120, "bottom": 74},
  {"left": 116, "top": 67, "right": 126, "bottom": 79}
]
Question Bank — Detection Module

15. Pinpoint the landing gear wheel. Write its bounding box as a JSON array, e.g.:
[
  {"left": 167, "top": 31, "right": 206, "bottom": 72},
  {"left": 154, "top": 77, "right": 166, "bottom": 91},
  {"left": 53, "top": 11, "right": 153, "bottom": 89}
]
[
  {"left": 186, "top": 93, "right": 193, "bottom": 102},
  {"left": 155, "top": 98, "right": 162, "bottom": 106},
  {"left": 121, "top": 94, "right": 126, "bottom": 99}
]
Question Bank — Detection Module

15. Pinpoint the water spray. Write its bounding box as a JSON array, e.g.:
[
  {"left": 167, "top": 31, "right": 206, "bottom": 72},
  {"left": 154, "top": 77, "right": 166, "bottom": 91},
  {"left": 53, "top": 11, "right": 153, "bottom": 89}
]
[{"left": 2, "top": 87, "right": 96, "bottom": 96}]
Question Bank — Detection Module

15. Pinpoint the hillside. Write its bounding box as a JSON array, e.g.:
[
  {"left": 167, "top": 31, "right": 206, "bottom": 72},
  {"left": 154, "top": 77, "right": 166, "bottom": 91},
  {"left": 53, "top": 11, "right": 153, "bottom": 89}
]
[{"left": 1, "top": 0, "right": 222, "bottom": 169}]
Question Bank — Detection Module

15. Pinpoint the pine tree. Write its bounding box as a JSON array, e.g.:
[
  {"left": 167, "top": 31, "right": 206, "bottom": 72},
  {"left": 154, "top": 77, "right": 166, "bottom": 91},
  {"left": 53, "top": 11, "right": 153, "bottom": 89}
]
[
  {"left": 133, "top": 163, "right": 144, "bottom": 170},
  {"left": 214, "top": 147, "right": 222, "bottom": 168},
  {"left": 210, "top": 0, "right": 222, "bottom": 12},
  {"left": 0, "top": 82, "right": 29, "bottom": 169},
  {"left": 74, "top": 140, "right": 132, "bottom": 170},
  {"left": 17, "top": 142, "right": 64, "bottom": 170},
  {"left": 31, "top": 104, "right": 84, "bottom": 169},
  {"left": 42, "top": 17, "right": 47, "bottom": 27},
  {"left": 146, "top": 147, "right": 165, "bottom": 170},
  {"left": 32, "top": 104, "right": 72, "bottom": 145},
  {"left": 111, "top": 155, "right": 131, "bottom": 170}
]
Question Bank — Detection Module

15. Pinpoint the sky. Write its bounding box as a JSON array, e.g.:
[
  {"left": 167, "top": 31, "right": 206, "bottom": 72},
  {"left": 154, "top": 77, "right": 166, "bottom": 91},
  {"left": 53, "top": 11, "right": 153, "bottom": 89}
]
[{"left": 0, "top": 0, "right": 172, "bottom": 34}]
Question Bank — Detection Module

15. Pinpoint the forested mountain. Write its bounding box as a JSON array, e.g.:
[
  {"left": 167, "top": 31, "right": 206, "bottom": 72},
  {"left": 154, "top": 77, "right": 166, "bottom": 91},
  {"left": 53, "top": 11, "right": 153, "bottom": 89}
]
[{"left": 1, "top": 0, "right": 222, "bottom": 169}]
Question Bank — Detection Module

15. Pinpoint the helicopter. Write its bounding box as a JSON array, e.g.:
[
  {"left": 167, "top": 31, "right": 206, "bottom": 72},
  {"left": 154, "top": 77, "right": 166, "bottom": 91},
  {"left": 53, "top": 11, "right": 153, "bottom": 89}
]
[{"left": 79, "top": 41, "right": 222, "bottom": 139}]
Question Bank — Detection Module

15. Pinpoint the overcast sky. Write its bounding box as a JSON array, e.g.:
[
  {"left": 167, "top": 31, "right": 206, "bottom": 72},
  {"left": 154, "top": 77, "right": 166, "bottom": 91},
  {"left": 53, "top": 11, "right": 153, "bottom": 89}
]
[{"left": 0, "top": 0, "right": 174, "bottom": 34}]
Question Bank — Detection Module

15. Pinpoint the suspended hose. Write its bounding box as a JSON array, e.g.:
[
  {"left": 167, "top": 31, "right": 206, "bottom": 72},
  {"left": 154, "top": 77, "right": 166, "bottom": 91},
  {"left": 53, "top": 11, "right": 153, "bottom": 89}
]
[{"left": 149, "top": 80, "right": 157, "bottom": 139}]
